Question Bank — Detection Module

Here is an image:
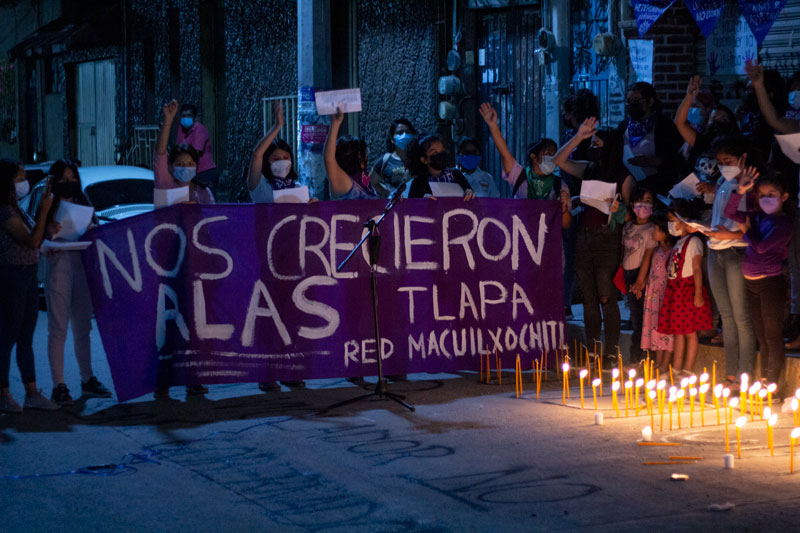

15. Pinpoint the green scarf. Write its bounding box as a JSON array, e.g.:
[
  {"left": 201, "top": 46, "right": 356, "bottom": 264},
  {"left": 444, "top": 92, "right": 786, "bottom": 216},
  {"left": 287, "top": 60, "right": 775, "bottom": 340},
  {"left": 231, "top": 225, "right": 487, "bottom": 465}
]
[{"left": 525, "top": 167, "right": 554, "bottom": 200}]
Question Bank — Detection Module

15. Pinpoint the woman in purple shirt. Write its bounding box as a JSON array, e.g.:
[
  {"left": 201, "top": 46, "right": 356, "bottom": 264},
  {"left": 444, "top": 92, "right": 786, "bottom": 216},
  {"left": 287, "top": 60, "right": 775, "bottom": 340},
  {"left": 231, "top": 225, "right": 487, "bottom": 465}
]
[{"left": 725, "top": 169, "right": 792, "bottom": 389}]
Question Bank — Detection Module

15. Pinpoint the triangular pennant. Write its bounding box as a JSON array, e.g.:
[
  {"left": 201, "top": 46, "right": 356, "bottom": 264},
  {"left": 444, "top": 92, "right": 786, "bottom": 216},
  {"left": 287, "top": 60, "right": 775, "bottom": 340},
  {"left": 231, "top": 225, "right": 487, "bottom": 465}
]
[
  {"left": 631, "top": 0, "right": 677, "bottom": 37},
  {"left": 737, "top": 0, "right": 787, "bottom": 44},
  {"left": 683, "top": 0, "right": 725, "bottom": 37}
]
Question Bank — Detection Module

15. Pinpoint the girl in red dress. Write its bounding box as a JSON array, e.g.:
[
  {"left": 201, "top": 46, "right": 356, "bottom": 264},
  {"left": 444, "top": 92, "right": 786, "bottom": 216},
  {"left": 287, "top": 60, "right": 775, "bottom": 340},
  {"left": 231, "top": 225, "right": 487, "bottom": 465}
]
[{"left": 657, "top": 200, "right": 713, "bottom": 376}]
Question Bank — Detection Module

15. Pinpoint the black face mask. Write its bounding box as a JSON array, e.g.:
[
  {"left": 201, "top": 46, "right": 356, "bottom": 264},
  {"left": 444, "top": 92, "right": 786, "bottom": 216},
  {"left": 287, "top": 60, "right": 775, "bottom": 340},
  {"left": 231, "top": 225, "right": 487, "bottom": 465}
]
[
  {"left": 627, "top": 103, "right": 646, "bottom": 122},
  {"left": 585, "top": 146, "right": 601, "bottom": 162},
  {"left": 429, "top": 151, "right": 450, "bottom": 171},
  {"left": 54, "top": 181, "right": 82, "bottom": 199}
]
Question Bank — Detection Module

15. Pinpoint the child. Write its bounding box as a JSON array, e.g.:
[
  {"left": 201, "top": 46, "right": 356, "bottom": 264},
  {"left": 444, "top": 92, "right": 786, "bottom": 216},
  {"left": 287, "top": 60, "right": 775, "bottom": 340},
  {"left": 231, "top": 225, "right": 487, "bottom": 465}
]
[
  {"left": 640, "top": 214, "right": 675, "bottom": 372},
  {"left": 622, "top": 188, "right": 658, "bottom": 363},
  {"left": 657, "top": 200, "right": 713, "bottom": 376},
  {"left": 323, "top": 108, "right": 378, "bottom": 200},
  {"left": 724, "top": 169, "right": 792, "bottom": 388},
  {"left": 406, "top": 134, "right": 474, "bottom": 199},
  {"left": 456, "top": 137, "right": 500, "bottom": 198}
]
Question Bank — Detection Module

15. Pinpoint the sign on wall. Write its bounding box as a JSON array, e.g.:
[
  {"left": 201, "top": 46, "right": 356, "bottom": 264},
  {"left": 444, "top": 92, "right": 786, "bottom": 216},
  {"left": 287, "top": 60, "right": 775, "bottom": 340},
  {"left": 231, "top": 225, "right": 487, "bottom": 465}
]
[
  {"left": 705, "top": 2, "right": 756, "bottom": 76},
  {"left": 628, "top": 39, "right": 654, "bottom": 84}
]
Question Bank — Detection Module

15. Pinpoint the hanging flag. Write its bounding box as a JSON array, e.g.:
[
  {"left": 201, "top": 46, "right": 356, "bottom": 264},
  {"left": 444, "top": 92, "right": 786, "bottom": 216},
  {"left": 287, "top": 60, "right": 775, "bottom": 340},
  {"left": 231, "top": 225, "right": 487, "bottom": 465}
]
[
  {"left": 684, "top": 0, "right": 725, "bottom": 37},
  {"left": 631, "top": 0, "right": 677, "bottom": 37},
  {"left": 737, "top": 0, "right": 787, "bottom": 44}
]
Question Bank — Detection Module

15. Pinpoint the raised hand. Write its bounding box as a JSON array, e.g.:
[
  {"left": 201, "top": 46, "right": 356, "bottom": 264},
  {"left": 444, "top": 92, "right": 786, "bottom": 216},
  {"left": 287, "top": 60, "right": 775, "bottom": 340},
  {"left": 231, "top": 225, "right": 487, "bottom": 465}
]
[
  {"left": 331, "top": 107, "right": 344, "bottom": 128},
  {"left": 162, "top": 99, "right": 178, "bottom": 121},
  {"left": 577, "top": 117, "right": 598, "bottom": 140},
  {"left": 39, "top": 177, "right": 54, "bottom": 215},
  {"left": 273, "top": 100, "right": 284, "bottom": 128},
  {"left": 479, "top": 102, "right": 498, "bottom": 126},
  {"left": 738, "top": 166, "right": 760, "bottom": 193},
  {"left": 744, "top": 59, "right": 763, "bottom": 85},
  {"left": 686, "top": 75, "right": 701, "bottom": 97}
]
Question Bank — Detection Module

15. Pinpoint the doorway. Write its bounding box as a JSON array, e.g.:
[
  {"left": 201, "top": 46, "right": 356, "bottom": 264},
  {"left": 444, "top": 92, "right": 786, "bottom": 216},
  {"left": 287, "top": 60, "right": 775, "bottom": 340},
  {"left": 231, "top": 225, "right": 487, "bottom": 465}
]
[{"left": 75, "top": 59, "right": 116, "bottom": 165}]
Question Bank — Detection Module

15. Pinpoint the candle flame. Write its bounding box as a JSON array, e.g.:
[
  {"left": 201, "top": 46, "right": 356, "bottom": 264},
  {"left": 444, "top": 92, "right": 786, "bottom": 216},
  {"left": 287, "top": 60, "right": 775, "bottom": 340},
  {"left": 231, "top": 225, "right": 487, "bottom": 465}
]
[
  {"left": 700, "top": 373, "right": 709, "bottom": 383},
  {"left": 669, "top": 386, "right": 678, "bottom": 396},
  {"left": 689, "top": 387, "right": 697, "bottom": 396},
  {"left": 764, "top": 407, "right": 772, "bottom": 419},
  {"left": 592, "top": 378, "right": 601, "bottom": 387},
  {"left": 741, "top": 373, "right": 749, "bottom": 386},
  {"left": 729, "top": 397, "right": 739, "bottom": 408},
  {"left": 648, "top": 390, "right": 656, "bottom": 399},
  {"left": 635, "top": 378, "right": 644, "bottom": 387},
  {"left": 612, "top": 382, "right": 620, "bottom": 391},
  {"left": 646, "top": 380, "right": 656, "bottom": 390},
  {"left": 625, "top": 380, "right": 633, "bottom": 389},
  {"left": 736, "top": 416, "right": 746, "bottom": 428},
  {"left": 723, "top": 387, "right": 730, "bottom": 398},
  {"left": 767, "top": 383, "right": 777, "bottom": 393},
  {"left": 748, "top": 384, "right": 759, "bottom": 395},
  {"left": 680, "top": 378, "right": 689, "bottom": 388},
  {"left": 689, "top": 375, "right": 697, "bottom": 385},
  {"left": 795, "top": 388, "right": 800, "bottom": 399},
  {"left": 699, "top": 384, "right": 709, "bottom": 394},
  {"left": 791, "top": 428, "right": 800, "bottom": 439},
  {"left": 752, "top": 382, "right": 762, "bottom": 393},
  {"left": 677, "top": 390, "right": 685, "bottom": 399},
  {"left": 792, "top": 398, "right": 798, "bottom": 411},
  {"left": 768, "top": 414, "right": 777, "bottom": 426},
  {"left": 628, "top": 369, "right": 636, "bottom": 379},
  {"left": 714, "top": 384, "right": 723, "bottom": 395},
  {"left": 657, "top": 380, "right": 666, "bottom": 390},
  {"left": 612, "top": 369, "right": 619, "bottom": 378},
  {"left": 580, "top": 369, "right": 588, "bottom": 378},
  {"left": 758, "top": 389, "right": 767, "bottom": 399},
  {"left": 562, "top": 363, "right": 569, "bottom": 372}
]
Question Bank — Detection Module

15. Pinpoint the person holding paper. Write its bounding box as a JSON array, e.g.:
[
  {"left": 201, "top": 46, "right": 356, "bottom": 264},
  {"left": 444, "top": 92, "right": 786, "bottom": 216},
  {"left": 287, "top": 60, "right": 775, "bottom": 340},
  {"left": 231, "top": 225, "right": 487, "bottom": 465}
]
[
  {"left": 455, "top": 137, "right": 501, "bottom": 199},
  {"left": 0, "top": 159, "right": 60, "bottom": 412},
  {"left": 155, "top": 99, "right": 214, "bottom": 206},
  {"left": 618, "top": 82, "right": 684, "bottom": 195},
  {"left": 554, "top": 118, "right": 634, "bottom": 361},
  {"left": 725, "top": 170, "right": 792, "bottom": 389},
  {"left": 324, "top": 108, "right": 378, "bottom": 200},
  {"left": 176, "top": 103, "right": 218, "bottom": 195},
  {"left": 702, "top": 135, "right": 757, "bottom": 389},
  {"left": 247, "top": 101, "right": 300, "bottom": 203},
  {"left": 42, "top": 160, "right": 111, "bottom": 405},
  {"left": 369, "top": 118, "right": 417, "bottom": 198},
  {"left": 479, "top": 103, "right": 570, "bottom": 227},
  {"left": 406, "top": 134, "right": 474, "bottom": 200}
]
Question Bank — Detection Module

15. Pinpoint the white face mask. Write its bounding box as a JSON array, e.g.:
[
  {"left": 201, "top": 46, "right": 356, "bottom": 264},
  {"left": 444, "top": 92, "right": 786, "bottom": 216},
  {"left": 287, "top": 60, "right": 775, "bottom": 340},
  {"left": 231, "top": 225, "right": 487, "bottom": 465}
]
[
  {"left": 538, "top": 155, "right": 556, "bottom": 175},
  {"left": 667, "top": 221, "right": 682, "bottom": 237},
  {"left": 270, "top": 160, "right": 292, "bottom": 179},
  {"left": 788, "top": 90, "right": 800, "bottom": 110},
  {"left": 15, "top": 180, "right": 30, "bottom": 199},
  {"left": 719, "top": 164, "right": 741, "bottom": 181}
]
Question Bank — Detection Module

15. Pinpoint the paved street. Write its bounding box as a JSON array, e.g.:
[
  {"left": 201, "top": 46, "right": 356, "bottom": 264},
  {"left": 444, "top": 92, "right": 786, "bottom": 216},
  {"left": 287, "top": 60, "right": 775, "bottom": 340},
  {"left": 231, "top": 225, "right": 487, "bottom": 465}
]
[{"left": 2, "top": 312, "right": 800, "bottom": 531}]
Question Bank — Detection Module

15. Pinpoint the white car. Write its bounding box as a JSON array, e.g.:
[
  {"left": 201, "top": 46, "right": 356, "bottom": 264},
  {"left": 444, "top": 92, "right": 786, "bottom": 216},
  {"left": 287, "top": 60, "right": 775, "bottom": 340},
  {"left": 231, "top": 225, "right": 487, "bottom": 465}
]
[{"left": 20, "top": 165, "right": 154, "bottom": 222}]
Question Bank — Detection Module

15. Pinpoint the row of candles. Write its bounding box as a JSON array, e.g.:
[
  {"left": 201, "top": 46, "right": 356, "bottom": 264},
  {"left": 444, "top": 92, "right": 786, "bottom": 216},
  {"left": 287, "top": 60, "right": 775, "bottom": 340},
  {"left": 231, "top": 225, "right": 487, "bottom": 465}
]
[{"left": 505, "top": 341, "right": 800, "bottom": 473}]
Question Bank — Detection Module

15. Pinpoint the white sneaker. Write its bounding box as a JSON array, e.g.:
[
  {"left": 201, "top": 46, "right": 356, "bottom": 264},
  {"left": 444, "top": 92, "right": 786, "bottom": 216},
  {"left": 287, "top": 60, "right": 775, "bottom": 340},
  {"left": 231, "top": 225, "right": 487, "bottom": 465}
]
[
  {"left": 23, "top": 391, "right": 60, "bottom": 411},
  {"left": 0, "top": 394, "right": 23, "bottom": 413}
]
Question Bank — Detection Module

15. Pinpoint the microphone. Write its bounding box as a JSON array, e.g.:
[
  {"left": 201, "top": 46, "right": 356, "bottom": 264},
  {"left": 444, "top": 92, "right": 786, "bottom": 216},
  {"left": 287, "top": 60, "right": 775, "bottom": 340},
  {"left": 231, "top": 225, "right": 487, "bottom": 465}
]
[{"left": 385, "top": 181, "right": 406, "bottom": 211}]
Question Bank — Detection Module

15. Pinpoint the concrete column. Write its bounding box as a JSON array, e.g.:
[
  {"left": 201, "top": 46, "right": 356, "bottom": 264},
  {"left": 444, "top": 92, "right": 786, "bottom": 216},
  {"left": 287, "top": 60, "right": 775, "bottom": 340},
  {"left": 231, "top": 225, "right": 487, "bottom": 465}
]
[
  {"left": 297, "top": 0, "right": 332, "bottom": 199},
  {"left": 543, "top": 0, "right": 571, "bottom": 143}
]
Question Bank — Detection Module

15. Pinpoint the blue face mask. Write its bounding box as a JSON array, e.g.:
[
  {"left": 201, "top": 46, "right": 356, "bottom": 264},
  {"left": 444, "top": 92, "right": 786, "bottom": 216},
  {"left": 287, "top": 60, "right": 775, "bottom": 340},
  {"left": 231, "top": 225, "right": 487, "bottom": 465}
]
[
  {"left": 457, "top": 154, "right": 482, "bottom": 172},
  {"left": 180, "top": 117, "right": 194, "bottom": 129},
  {"left": 172, "top": 166, "right": 196, "bottom": 183},
  {"left": 393, "top": 132, "right": 413, "bottom": 150},
  {"left": 687, "top": 107, "right": 704, "bottom": 126}
]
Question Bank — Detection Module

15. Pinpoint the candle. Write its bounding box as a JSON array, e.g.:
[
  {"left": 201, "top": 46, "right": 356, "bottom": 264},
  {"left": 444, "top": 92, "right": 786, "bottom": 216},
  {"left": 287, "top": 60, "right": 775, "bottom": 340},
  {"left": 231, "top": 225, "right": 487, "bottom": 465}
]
[
  {"left": 496, "top": 349, "right": 501, "bottom": 385},
  {"left": 791, "top": 428, "right": 800, "bottom": 473},
  {"left": 635, "top": 378, "right": 644, "bottom": 416},
  {"left": 648, "top": 390, "right": 656, "bottom": 430},
  {"left": 714, "top": 384, "right": 723, "bottom": 425},
  {"left": 612, "top": 381, "right": 621, "bottom": 418},
  {"left": 515, "top": 354, "right": 522, "bottom": 399},
  {"left": 677, "top": 389, "right": 685, "bottom": 429},
  {"left": 562, "top": 362, "right": 569, "bottom": 405},
  {"left": 767, "top": 412, "right": 777, "bottom": 457},
  {"left": 668, "top": 392, "right": 676, "bottom": 431},
  {"left": 740, "top": 373, "right": 749, "bottom": 416},
  {"left": 735, "top": 416, "right": 746, "bottom": 459},
  {"left": 712, "top": 361, "right": 716, "bottom": 390},
  {"left": 579, "top": 369, "right": 588, "bottom": 409},
  {"left": 680, "top": 377, "right": 689, "bottom": 394},
  {"left": 628, "top": 368, "right": 637, "bottom": 381},
  {"left": 595, "top": 412, "right": 604, "bottom": 425},
  {"left": 758, "top": 389, "right": 767, "bottom": 419},
  {"left": 625, "top": 380, "right": 633, "bottom": 417},
  {"left": 725, "top": 395, "right": 736, "bottom": 453},
  {"left": 699, "top": 383, "right": 709, "bottom": 427},
  {"left": 699, "top": 372, "right": 708, "bottom": 384},
  {"left": 592, "top": 378, "right": 600, "bottom": 410},
  {"left": 658, "top": 380, "right": 667, "bottom": 431},
  {"left": 669, "top": 365, "right": 674, "bottom": 387},
  {"left": 767, "top": 383, "right": 777, "bottom": 410},
  {"left": 748, "top": 383, "right": 759, "bottom": 421},
  {"left": 724, "top": 453, "right": 734, "bottom": 469},
  {"left": 689, "top": 387, "right": 697, "bottom": 428}
]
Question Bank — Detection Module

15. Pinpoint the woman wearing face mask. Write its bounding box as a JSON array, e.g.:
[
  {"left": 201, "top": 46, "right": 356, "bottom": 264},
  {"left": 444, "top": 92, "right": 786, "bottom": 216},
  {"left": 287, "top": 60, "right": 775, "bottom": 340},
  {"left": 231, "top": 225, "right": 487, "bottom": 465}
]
[
  {"left": 176, "top": 103, "right": 218, "bottom": 195},
  {"left": 0, "top": 159, "right": 60, "bottom": 412},
  {"left": 701, "top": 135, "right": 757, "bottom": 391},
  {"left": 369, "top": 118, "right": 417, "bottom": 198},
  {"left": 247, "top": 101, "right": 298, "bottom": 203},
  {"left": 618, "top": 82, "right": 684, "bottom": 195},
  {"left": 155, "top": 99, "right": 214, "bottom": 205},
  {"left": 324, "top": 109, "right": 378, "bottom": 200},
  {"left": 153, "top": 99, "right": 211, "bottom": 400},
  {"left": 43, "top": 160, "right": 111, "bottom": 405},
  {"left": 455, "top": 137, "right": 500, "bottom": 198},
  {"left": 554, "top": 118, "right": 635, "bottom": 361},
  {"left": 479, "top": 103, "right": 571, "bottom": 227},
  {"left": 725, "top": 170, "right": 792, "bottom": 391},
  {"left": 406, "top": 134, "right": 474, "bottom": 200}
]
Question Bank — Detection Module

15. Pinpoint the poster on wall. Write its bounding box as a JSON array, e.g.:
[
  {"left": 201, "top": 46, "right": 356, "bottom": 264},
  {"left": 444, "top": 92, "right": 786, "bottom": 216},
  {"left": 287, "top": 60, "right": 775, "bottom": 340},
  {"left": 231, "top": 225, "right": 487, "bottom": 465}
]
[
  {"left": 737, "top": 0, "right": 787, "bottom": 45},
  {"left": 684, "top": 0, "right": 725, "bottom": 36},
  {"left": 631, "top": 0, "right": 676, "bottom": 37},
  {"left": 628, "top": 39, "right": 654, "bottom": 84},
  {"left": 705, "top": 2, "right": 756, "bottom": 76}
]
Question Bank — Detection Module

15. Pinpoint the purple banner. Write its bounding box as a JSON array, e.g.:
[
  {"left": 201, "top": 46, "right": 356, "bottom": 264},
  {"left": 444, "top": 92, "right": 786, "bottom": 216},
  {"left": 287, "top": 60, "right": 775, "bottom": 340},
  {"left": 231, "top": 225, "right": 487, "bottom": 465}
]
[
  {"left": 737, "top": 0, "right": 786, "bottom": 45},
  {"left": 81, "top": 200, "right": 565, "bottom": 402},
  {"left": 631, "top": 0, "right": 676, "bottom": 37},
  {"left": 684, "top": 0, "right": 725, "bottom": 36}
]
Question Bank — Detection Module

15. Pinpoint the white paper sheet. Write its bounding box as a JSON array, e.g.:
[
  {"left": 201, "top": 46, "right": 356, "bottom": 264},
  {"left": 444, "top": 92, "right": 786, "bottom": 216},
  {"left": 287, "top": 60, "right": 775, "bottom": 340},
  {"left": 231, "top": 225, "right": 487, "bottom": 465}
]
[
  {"left": 623, "top": 143, "right": 648, "bottom": 182},
  {"left": 675, "top": 213, "right": 713, "bottom": 234},
  {"left": 314, "top": 88, "right": 362, "bottom": 115},
  {"left": 775, "top": 133, "right": 800, "bottom": 164},
  {"left": 669, "top": 173, "right": 701, "bottom": 200},
  {"left": 41, "top": 239, "right": 93, "bottom": 252},
  {"left": 428, "top": 181, "right": 464, "bottom": 198},
  {"left": 154, "top": 186, "right": 190, "bottom": 208},
  {"left": 579, "top": 180, "right": 617, "bottom": 215},
  {"left": 273, "top": 185, "right": 310, "bottom": 204},
  {"left": 53, "top": 200, "right": 94, "bottom": 241}
]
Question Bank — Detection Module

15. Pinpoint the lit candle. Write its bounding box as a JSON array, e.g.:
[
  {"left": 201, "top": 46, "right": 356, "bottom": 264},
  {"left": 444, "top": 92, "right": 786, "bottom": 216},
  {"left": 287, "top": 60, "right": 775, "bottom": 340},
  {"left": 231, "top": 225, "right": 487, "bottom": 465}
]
[
  {"left": 758, "top": 389, "right": 767, "bottom": 419},
  {"left": 740, "top": 373, "right": 750, "bottom": 416},
  {"left": 628, "top": 368, "right": 637, "bottom": 382},
  {"left": 648, "top": 390, "right": 656, "bottom": 430},
  {"left": 714, "top": 384, "right": 723, "bottom": 425},
  {"left": 689, "top": 387, "right": 697, "bottom": 428},
  {"left": 712, "top": 360, "right": 716, "bottom": 390},
  {"left": 736, "top": 416, "right": 746, "bottom": 459},
  {"left": 579, "top": 369, "right": 588, "bottom": 409},
  {"left": 792, "top": 398, "right": 799, "bottom": 427},
  {"left": 658, "top": 380, "right": 667, "bottom": 431},
  {"left": 699, "top": 383, "right": 709, "bottom": 427},
  {"left": 700, "top": 372, "right": 708, "bottom": 384},
  {"left": 767, "top": 411, "right": 777, "bottom": 457},
  {"left": 668, "top": 391, "right": 676, "bottom": 431},
  {"left": 612, "top": 381, "right": 621, "bottom": 418},
  {"left": 635, "top": 378, "right": 644, "bottom": 416},
  {"left": 592, "top": 378, "right": 600, "bottom": 410},
  {"left": 680, "top": 377, "right": 689, "bottom": 396},
  {"left": 725, "top": 394, "right": 735, "bottom": 453},
  {"left": 677, "top": 389, "right": 685, "bottom": 429},
  {"left": 748, "top": 383, "right": 759, "bottom": 421},
  {"left": 562, "top": 362, "right": 569, "bottom": 405},
  {"left": 625, "top": 380, "right": 633, "bottom": 417},
  {"left": 791, "top": 428, "right": 800, "bottom": 474},
  {"left": 767, "top": 383, "right": 777, "bottom": 410},
  {"left": 642, "top": 426, "right": 653, "bottom": 442},
  {"left": 689, "top": 374, "right": 697, "bottom": 388}
]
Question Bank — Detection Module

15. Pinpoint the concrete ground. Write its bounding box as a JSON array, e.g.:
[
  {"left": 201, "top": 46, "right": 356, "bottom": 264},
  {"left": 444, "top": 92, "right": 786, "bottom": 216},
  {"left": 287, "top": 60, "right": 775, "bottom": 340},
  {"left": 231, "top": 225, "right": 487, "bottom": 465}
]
[{"left": 2, "top": 311, "right": 800, "bottom": 531}]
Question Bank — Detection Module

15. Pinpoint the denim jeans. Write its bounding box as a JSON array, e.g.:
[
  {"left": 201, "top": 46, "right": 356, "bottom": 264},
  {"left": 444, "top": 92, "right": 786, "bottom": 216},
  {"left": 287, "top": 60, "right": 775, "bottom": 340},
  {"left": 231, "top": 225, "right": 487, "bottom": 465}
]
[
  {"left": 0, "top": 264, "right": 39, "bottom": 388},
  {"left": 707, "top": 247, "right": 755, "bottom": 378},
  {"left": 576, "top": 226, "right": 621, "bottom": 356},
  {"left": 624, "top": 268, "right": 644, "bottom": 363}
]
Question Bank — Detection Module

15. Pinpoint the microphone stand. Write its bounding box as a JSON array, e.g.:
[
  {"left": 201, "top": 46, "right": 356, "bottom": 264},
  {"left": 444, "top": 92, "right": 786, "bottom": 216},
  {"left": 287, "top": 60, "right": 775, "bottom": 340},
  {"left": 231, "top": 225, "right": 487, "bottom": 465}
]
[{"left": 326, "top": 183, "right": 415, "bottom": 412}]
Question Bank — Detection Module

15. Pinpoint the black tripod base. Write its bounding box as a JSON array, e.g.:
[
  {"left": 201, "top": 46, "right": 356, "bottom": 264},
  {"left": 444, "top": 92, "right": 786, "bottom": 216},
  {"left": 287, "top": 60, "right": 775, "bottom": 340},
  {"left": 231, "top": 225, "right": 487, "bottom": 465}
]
[{"left": 327, "top": 379, "right": 415, "bottom": 412}]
